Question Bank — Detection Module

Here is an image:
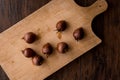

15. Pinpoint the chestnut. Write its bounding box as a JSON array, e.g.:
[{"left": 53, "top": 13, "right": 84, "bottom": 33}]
[
  {"left": 22, "top": 48, "right": 36, "bottom": 58},
  {"left": 57, "top": 42, "right": 69, "bottom": 53},
  {"left": 22, "top": 32, "right": 37, "bottom": 44},
  {"left": 32, "top": 55, "right": 44, "bottom": 66},
  {"left": 73, "top": 27, "right": 84, "bottom": 41},
  {"left": 56, "top": 20, "right": 67, "bottom": 32},
  {"left": 42, "top": 43, "right": 53, "bottom": 57}
]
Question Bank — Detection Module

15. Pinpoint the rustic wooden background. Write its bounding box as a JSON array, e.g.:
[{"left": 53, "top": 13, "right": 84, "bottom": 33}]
[{"left": 0, "top": 0, "right": 120, "bottom": 80}]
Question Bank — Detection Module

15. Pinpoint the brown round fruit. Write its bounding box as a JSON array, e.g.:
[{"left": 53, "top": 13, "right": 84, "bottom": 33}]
[
  {"left": 57, "top": 42, "right": 69, "bottom": 53},
  {"left": 42, "top": 43, "right": 53, "bottom": 57},
  {"left": 73, "top": 27, "right": 84, "bottom": 41},
  {"left": 32, "top": 55, "right": 44, "bottom": 66},
  {"left": 56, "top": 20, "right": 67, "bottom": 32},
  {"left": 22, "top": 48, "right": 36, "bottom": 58},
  {"left": 22, "top": 32, "right": 37, "bottom": 44}
]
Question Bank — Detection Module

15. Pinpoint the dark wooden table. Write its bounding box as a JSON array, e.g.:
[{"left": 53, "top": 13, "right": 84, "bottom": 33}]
[{"left": 0, "top": 0, "right": 120, "bottom": 80}]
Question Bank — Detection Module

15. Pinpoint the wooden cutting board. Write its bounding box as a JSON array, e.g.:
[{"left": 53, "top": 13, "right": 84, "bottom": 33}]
[{"left": 0, "top": 0, "right": 108, "bottom": 80}]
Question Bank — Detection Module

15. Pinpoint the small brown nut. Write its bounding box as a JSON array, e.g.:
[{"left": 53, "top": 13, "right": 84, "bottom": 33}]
[
  {"left": 22, "top": 32, "right": 37, "bottom": 44},
  {"left": 73, "top": 27, "right": 84, "bottom": 41},
  {"left": 32, "top": 55, "right": 44, "bottom": 66},
  {"left": 57, "top": 42, "right": 69, "bottom": 53},
  {"left": 42, "top": 43, "right": 53, "bottom": 57},
  {"left": 22, "top": 48, "right": 36, "bottom": 58},
  {"left": 56, "top": 20, "right": 67, "bottom": 32}
]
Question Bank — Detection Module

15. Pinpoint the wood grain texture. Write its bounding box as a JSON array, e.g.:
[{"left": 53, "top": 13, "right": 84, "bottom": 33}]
[{"left": 0, "top": 0, "right": 119, "bottom": 80}]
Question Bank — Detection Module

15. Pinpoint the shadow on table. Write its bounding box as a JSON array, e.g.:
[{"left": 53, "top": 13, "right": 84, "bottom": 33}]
[{"left": 0, "top": 66, "right": 9, "bottom": 80}]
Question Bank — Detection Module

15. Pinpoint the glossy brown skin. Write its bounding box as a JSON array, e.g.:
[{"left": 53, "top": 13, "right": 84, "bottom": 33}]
[
  {"left": 42, "top": 43, "right": 53, "bottom": 57},
  {"left": 32, "top": 55, "right": 44, "bottom": 66},
  {"left": 22, "top": 48, "right": 36, "bottom": 58},
  {"left": 73, "top": 27, "right": 84, "bottom": 41},
  {"left": 56, "top": 20, "right": 67, "bottom": 32},
  {"left": 57, "top": 42, "right": 69, "bottom": 53},
  {"left": 22, "top": 32, "right": 37, "bottom": 44}
]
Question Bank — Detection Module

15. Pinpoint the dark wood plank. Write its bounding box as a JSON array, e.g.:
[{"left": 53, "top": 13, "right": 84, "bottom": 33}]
[{"left": 0, "top": 0, "right": 120, "bottom": 80}]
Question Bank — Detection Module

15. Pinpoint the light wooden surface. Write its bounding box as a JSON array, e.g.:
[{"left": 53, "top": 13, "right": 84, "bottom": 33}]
[{"left": 0, "top": 0, "right": 108, "bottom": 80}]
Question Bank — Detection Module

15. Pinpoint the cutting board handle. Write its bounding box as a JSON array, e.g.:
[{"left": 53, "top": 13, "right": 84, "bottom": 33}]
[
  {"left": 86, "top": 0, "right": 108, "bottom": 18},
  {"left": 62, "top": 0, "right": 108, "bottom": 18},
  {"left": 58, "top": 0, "right": 108, "bottom": 19}
]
